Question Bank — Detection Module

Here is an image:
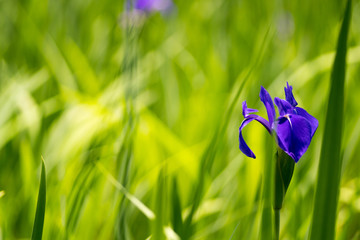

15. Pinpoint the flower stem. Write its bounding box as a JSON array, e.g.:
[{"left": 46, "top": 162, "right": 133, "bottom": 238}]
[
  {"left": 274, "top": 208, "right": 280, "bottom": 240},
  {"left": 273, "top": 149, "right": 294, "bottom": 240}
]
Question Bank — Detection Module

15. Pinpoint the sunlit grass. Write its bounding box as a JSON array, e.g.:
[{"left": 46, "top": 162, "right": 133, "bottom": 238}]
[
  {"left": 0, "top": 0, "right": 359, "bottom": 239},
  {"left": 311, "top": 1, "right": 351, "bottom": 239},
  {"left": 31, "top": 158, "right": 46, "bottom": 240}
]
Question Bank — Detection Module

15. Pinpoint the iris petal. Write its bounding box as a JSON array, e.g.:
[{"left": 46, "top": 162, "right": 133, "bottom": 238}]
[
  {"left": 274, "top": 97, "right": 294, "bottom": 116},
  {"left": 260, "top": 86, "right": 276, "bottom": 126},
  {"left": 239, "top": 83, "right": 318, "bottom": 163},
  {"left": 242, "top": 101, "right": 258, "bottom": 117},
  {"left": 239, "top": 115, "right": 272, "bottom": 158},
  {"left": 284, "top": 82, "right": 298, "bottom": 107},
  {"left": 276, "top": 115, "right": 312, "bottom": 162},
  {"left": 239, "top": 118, "right": 256, "bottom": 158},
  {"left": 295, "top": 107, "right": 319, "bottom": 137}
]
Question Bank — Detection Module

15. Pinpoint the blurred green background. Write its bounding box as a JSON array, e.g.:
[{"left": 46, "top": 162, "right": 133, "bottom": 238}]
[{"left": 0, "top": 0, "right": 360, "bottom": 239}]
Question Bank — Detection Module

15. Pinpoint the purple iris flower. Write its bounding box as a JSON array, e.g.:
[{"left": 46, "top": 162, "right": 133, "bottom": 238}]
[
  {"left": 239, "top": 82, "right": 318, "bottom": 163},
  {"left": 134, "top": 0, "right": 173, "bottom": 13}
]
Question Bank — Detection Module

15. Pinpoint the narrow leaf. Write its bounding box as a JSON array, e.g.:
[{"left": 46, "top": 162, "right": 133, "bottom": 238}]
[
  {"left": 182, "top": 27, "right": 274, "bottom": 239},
  {"left": 152, "top": 169, "right": 166, "bottom": 240},
  {"left": 31, "top": 157, "right": 46, "bottom": 240},
  {"left": 274, "top": 149, "right": 294, "bottom": 210},
  {"left": 171, "top": 177, "right": 183, "bottom": 235},
  {"left": 310, "top": 1, "right": 351, "bottom": 239},
  {"left": 96, "top": 162, "right": 156, "bottom": 220},
  {"left": 260, "top": 134, "right": 275, "bottom": 239}
]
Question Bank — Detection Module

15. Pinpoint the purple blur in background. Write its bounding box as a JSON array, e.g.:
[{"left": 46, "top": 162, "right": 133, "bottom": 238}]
[{"left": 134, "top": 0, "right": 173, "bottom": 13}]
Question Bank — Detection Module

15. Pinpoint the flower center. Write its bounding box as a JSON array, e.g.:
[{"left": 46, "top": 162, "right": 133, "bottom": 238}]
[{"left": 284, "top": 114, "right": 292, "bottom": 128}]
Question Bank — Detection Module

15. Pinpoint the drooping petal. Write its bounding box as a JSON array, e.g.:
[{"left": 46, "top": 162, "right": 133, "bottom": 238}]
[
  {"left": 239, "top": 118, "right": 256, "bottom": 158},
  {"left": 295, "top": 107, "right": 319, "bottom": 137},
  {"left": 274, "top": 97, "right": 294, "bottom": 116},
  {"left": 275, "top": 114, "right": 312, "bottom": 162},
  {"left": 284, "top": 82, "right": 298, "bottom": 107},
  {"left": 260, "top": 86, "right": 276, "bottom": 126},
  {"left": 242, "top": 101, "right": 258, "bottom": 118},
  {"left": 239, "top": 115, "right": 272, "bottom": 158}
]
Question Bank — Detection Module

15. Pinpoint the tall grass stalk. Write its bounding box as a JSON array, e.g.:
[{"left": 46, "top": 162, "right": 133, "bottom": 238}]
[
  {"left": 310, "top": 1, "right": 351, "bottom": 239},
  {"left": 31, "top": 158, "right": 46, "bottom": 240},
  {"left": 182, "top": 27, "right": 273, "bottom": 239}
]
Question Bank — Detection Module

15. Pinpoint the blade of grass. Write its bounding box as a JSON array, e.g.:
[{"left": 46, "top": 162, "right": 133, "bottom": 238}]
[
  {"left": 66, "top": 163, "right": 95, "bottom": 235},
  {"left": 310, "top": 1, "right": 351, "bottom": 239},
  {"left": 229, "top": 221, "right": 241, "bottom": 240},
  {"left": 152, "top": 169, "right": 166, "bottom": 240},
  {"left": 171, "top": 177, "right": 183, "bottom": 236},
  {"left": 260, "top": 134, "right": 275, "bottom": 239},
  {"left": 31, "top": 157, "right": 46, "bottom": 240},
  {"left": 182, "top": 27, "right": 274, "bottom": 239},
  {"left": 115, "top": 118, "right": 134, "bottom": 240},
  {"left": 96, "top": 162, "right": 156, "bottom": 220}
]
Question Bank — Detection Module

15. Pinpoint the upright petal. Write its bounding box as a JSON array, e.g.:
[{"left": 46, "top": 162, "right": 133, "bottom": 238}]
[
  {"left": 284, "top": 82, "right": 298, "bottom": 107},
  {"left": 260, "top": 86, "right": 276, "bottom": 126},
  {"left": 275, "top": 114, "right": 312, "bottom": 162},
  {"left": 294, "top": 107, "right": 319, "bottom": 137},
  {"left": 274, "top": 97, "right": 294, "bottom": 116},
  {"left": 242, "top": 101, "right": 258, "bottom": 118},
  {"left": 239, "top": 115, "right": 272, "bottom": 158}
]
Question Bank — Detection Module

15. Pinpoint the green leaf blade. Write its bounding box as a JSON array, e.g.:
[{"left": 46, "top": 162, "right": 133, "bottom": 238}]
[
  {"left": 31, "top": 158, "right": 47, "bottom": 240},
  {"left": 171, "top": 177, "right": 183, "bottom": 236},
  {"left": 310, "top": 1, "right": 352, "bottom": 239}
]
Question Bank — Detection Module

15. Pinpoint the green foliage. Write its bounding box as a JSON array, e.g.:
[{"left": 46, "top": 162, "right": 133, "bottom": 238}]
[
  {"left": 31, "top": 158, "right": 46, "bottom": 240},
  {"left": 310, "top": 1, "right": 352, "bottom": 239},
  {"left": 274, "top": 149, "right": 295, "bottom": 210},
  {"left": 0, "top": 0, "right": 359, "bottom": 239},
  {"left": 273, "top": 149, "right": 295, "bottom": 240},
  {"left": 260, "top": 134, "right": 275, "bottom": 240}
]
